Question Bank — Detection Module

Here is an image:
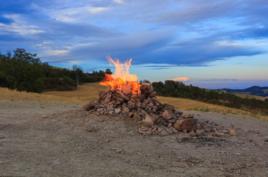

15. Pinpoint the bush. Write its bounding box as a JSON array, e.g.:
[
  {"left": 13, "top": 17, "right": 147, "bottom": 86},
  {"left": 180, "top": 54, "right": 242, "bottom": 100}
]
[
  {"left": 0, "top": 71, "right": 7, "bottom": 87},
  {"left": 152, "top": 80, "right": 268, "bottom": 115},
  {"left": 0, "top": 48, "right": 109, "bottom": 92},
  {"left": 33, "top": 78, "right": 45, "bottom": 93},
  {"left": 42, "top": 77, "right": 76, "bottom": 91}
]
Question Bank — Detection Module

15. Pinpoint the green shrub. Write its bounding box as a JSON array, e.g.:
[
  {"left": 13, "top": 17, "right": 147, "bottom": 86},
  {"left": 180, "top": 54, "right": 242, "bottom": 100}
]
[
  {"left": 152, "top": 80, "right": 268, "bottom": 115},
  {"left": 0, "top": 48, "right": 108, "bottom": 92},
  {"left": 42, "top": 77, "right": 76, "bottom": 91}
]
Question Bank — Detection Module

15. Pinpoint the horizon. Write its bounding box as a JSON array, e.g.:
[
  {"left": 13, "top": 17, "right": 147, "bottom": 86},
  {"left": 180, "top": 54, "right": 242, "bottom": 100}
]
[{"left": 0, "top": 0, "right": 268, "bottom": 89}]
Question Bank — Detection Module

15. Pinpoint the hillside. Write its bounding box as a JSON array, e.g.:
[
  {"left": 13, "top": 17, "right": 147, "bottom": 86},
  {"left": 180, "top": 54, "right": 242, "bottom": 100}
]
[
  {"left": 1, "top": 83, "right": 267, "bottom": 120},
  {"left": 153, "top": 81, "right": 268, "bottom": 115},
  {"left": 222, "top": 86, "right": 268, "bottom": 97},
  {"left": 44, "top": 83, "right": 268, "bottom": 120}
]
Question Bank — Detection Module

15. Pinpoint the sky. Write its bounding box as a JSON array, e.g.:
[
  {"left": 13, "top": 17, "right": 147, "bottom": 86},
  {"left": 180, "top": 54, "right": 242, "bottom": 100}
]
[{"left": 0, "top": 0, "right": 268, "bottom": 89}]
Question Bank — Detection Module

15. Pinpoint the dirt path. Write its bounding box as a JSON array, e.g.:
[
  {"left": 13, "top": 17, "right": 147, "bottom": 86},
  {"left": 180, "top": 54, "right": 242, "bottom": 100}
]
[{"left": 0, "top": 100, "right": 268, "bottom": 177}]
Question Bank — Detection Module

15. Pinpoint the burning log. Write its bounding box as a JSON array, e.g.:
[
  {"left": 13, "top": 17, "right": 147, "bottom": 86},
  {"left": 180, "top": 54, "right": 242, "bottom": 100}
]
[{"left": 84, "top": 58, "right": 233, "bottom": 136}]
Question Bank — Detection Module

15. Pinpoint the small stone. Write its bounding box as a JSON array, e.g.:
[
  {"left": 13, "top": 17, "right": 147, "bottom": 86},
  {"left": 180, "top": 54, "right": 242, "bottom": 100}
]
[
  {"left": 138, "top": 127, "right": 152, "bottom": 135},
  {"left": 86, "top": 126, "right": 98, "bottom": 133},
  {"left": 141, "top": 114, "right": 154, "bottom": 127},
  {"left": 41, "top": 115, "right": 47, "bottom": 118},
  {"left": 162, "top": 110, "right": 173, "bottom": 120},
  {"left": 174, "top": 118, "right": 197, "bottom": 132},
  {"left": 159, "top": 129, "right": 169, "bottom": 136},
  {"left": 170, "top": 127, "right": 178, "bottom": 133},
  {"left": 122, "top": 106, "right": 129, "bottom": 113},
  {"left": 195, "top": 129, "right": 205, "bottom": 136},
  {"left": 182, "top": 114, "right": 194, "bottom": 119},
  {"left": 111, "top": 148, "right": 123, "bottom": 154},
  {"left": 83, "top": 101, "right": 96, "bottom": 111},
  {"left": 213, "top": 131, "right": 225, "bottom": 137},
  {"left": 228, "top": 126, "right": 236, "bottom": 136},
  {"left": 174, "top": 119, "right": 183, "bottom": 130},
  {"left": 105, "top": 139, "right": 111, "bottom": 143},
  {"left": 115, "top": 108, "right": 121, "bottom": 114}
]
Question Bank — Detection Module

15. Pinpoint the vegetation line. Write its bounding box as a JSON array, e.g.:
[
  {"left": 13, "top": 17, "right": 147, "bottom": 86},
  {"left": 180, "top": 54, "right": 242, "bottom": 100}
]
[
  {"left": 0, "top": 49, "right": 110, "bottom": 92},
  {"left": 152, "top": 81, "right": 268, "bottom": 115}
]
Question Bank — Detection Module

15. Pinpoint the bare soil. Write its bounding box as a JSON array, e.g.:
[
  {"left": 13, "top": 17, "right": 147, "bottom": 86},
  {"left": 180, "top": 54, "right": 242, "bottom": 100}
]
[{"left": 1, "top": 100, "right": 268, "bottom": 177}]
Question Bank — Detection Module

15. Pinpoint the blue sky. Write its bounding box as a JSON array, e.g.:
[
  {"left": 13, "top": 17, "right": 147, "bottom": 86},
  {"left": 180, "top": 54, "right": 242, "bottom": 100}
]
[{"left": 0, "top": 0, "right": 268, "bottom": 88}]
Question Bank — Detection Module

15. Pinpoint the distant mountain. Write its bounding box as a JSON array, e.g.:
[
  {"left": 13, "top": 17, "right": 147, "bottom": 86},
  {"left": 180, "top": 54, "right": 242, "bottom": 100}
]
[{"left": 221, "top": 86, "right": 268, "bottom": 97}]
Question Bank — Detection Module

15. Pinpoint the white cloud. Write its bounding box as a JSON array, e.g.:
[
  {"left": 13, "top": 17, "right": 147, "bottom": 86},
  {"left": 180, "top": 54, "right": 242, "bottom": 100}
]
[
  {"left": 49, "top": 6, "right": 109, "bottom": 23},
  {"left": 45, "top": 49, "right": 69, "bottom": 56},
  {"left": 36, "top": 41, "right": 70, "bottom": 56},
  {"left": 216, "top": 39, "right": 268, "bottom": 50},
  {"left": 113, "top": 0, "right": 125, "bottom": 4},
  {"left": 87, "top": 6, "right": 109, "bottom": 14},
  {"left": 0, "top": 14, "right": 44, "bottom": 36}
]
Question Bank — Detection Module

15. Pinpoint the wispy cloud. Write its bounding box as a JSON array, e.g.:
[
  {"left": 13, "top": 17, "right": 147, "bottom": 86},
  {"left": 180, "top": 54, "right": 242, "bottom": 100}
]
[
  {"left": 47, "top": 6, "right": 110, "bottom": 23},
  {"left": 0, "top": 0, "right": 268, "bottom": 67},
  {"left": 0, "top": 14, "right": 43, "bottom": 36},
  {"left": 155, "top": 1, "right": 236, "bottom": 25},
  {"left": 45, "top": 49, "right": 69, "bottom": 56},
  {"left": 113, "top": 0, "right": 125, "bottom": 5}
]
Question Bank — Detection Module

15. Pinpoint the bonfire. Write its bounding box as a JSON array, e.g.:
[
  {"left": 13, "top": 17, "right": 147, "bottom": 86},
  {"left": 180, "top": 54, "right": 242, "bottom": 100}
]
[{"left": 84, "top": 57, "right": 233, "bottom": 136}]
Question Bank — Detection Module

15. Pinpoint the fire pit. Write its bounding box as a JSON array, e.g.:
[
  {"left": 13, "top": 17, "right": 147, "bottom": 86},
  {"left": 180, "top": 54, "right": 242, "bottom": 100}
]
[{"left": 84, "top": 57, "right": 233, "bottom": 136}]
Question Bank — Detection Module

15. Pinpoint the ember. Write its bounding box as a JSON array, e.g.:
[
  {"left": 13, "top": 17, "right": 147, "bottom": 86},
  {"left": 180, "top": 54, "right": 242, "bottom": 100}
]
[{"left": 84, "top": 58, "right": 233, "bottom": 136}]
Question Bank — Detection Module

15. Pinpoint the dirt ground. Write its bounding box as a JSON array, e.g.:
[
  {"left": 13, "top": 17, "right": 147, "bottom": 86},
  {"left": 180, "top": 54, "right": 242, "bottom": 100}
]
[{"left": 1, "top": 100, "right": 268, "bottom": 177}]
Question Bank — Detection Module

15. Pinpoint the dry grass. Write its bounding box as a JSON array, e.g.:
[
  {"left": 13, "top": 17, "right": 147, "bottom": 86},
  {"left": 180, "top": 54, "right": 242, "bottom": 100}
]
[
  {"left": 159, "top": 96, "right": 252, "bottom": 115},
  {"left": 234, "top": 93, "right": 267, "bottom": 101},
  {"left": 0, "top": 87, "right": 74, "bottom": 104},
  {"left": 159, "top": 96, "right": 268, "bottom": 121},
  {"left": 0, "top": 83, "right": 105, "bottom": 104},
  {"left": 1, "top": 83, "right": 267, "bottom": 120},
  {"left": 44, "top": 83, "right": 107, "bottom": 104}
]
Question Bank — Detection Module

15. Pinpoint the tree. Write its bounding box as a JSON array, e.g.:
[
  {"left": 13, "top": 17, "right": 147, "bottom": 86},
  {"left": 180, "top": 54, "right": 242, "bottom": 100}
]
[
  {"left": 0, "top": 48, "right": 109, "bottom": 92},
  {"left": 105, "top": 68, "right": 112, "bottom": 74},
  {"left": 72, "top": 65, "right": 81, "bottom": 87},
  {"left": 13, "top": 48, "right": 41, "bottom": 64},
  {"left": 152, "top": 80, "right": 268, "bottom": 115}
]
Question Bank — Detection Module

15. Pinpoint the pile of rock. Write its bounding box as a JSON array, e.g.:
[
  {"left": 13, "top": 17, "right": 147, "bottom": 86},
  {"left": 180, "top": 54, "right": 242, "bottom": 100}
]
[{"left": 84, "top": 83, "right": 233, "bottom": 136}]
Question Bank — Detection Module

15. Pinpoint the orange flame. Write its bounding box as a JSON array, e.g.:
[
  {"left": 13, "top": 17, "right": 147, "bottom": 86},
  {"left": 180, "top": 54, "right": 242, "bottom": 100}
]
[{"left": 100, "top": 57, "right": 140, "bottom": 95}]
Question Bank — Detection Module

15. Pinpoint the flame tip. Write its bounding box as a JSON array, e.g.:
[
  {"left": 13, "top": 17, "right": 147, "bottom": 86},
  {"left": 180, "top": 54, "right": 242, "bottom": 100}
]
[{"left": 100, "top": 57, "right": 140, "bottom": 95}]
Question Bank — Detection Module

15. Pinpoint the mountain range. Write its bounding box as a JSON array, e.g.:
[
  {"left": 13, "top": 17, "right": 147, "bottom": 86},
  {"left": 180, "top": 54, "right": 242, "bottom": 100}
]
[{"left": 221, "top": 86, "right": 268, "bottom": 97}]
